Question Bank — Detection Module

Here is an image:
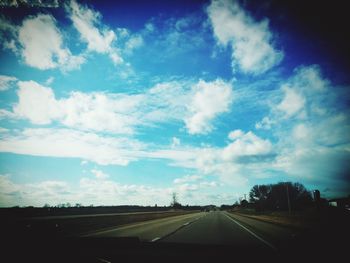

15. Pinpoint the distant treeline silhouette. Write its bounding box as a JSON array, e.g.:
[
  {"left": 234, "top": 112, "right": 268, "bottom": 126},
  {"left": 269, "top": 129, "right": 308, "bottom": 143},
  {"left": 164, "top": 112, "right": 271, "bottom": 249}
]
[{"left": 249, "top": 182, "right": 313, "bottom": 212}]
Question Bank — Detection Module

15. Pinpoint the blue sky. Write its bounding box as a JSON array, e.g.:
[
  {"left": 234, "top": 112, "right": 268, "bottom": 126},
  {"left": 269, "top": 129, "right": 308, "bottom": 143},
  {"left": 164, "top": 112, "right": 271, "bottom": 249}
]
[{"left": 0, "top": 0, "right": 349, "bottom": 207}]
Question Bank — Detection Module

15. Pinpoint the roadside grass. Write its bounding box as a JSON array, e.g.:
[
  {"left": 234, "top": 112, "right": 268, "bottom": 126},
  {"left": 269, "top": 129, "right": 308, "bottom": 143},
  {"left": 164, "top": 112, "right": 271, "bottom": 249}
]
[
  {"left": 229, "top": 206, "right": 349, "bottom": 230},
  {"left": 232, "top": 211, "right": 315, "bottom": 229}
]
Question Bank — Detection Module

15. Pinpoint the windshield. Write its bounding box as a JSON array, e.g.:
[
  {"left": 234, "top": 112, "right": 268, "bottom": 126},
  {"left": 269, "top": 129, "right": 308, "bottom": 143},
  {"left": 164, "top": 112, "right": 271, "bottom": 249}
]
[{"left": 0, "top": 0, "right": 349, "bottom": 260}]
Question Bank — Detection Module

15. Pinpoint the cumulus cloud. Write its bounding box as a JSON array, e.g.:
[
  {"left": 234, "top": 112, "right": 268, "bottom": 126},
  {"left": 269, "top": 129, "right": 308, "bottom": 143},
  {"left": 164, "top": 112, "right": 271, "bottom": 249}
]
[
  {"left": 207, "top": 0, "right": 283, "bottom": 74},
  {"left": 7, "top": 79, "right": 232, "bottom": 135},
  {"left": 257, "top": 65, "right": 333, "bottom": 127},
  {"left": 193, "top": 130, "right": 272, "bottom": 185},
  {"left": 67, "top": 0, "right": 123, "bottom": 64},
  {"left": 60, "top": 91, "right": 142, "bottom": 134},
  {"left": 276, "top": 86, "right": 305, "bottom": 118},
  {"left": 0, "top": 75, "right": 17, "bottom": 91},
  {"left": 12, "top": 80, "right": 141, "bottom": 133},
  {"left": 250, "top": 65, "right": 350, "bottom": 195},
  {"left": 222, "top": 130, "right": 272, "bottom": 160},
  {"left": 185, "top": 79, "right": 233, "bottom": 134},
  {"left": 228, "top": 129, "right": 244, "bottom": 140},
  {"left": 151, "top": 130, "right": 273, "bottom": 186},
  {"left": 18, "top": 14, "right": 85, "bottom": 70},
  {"left": 13, "top": 81, "right": 62, "bottom": 124}
]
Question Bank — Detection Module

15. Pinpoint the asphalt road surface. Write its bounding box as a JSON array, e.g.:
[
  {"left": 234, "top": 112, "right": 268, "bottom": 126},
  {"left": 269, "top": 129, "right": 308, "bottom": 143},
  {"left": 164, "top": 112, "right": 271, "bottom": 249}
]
[
  {"left": 83, "top": 212, "right": 204, "bottom": 241},
  {"left": 86, "top": 211, "right": 299, "bottom": 250}
]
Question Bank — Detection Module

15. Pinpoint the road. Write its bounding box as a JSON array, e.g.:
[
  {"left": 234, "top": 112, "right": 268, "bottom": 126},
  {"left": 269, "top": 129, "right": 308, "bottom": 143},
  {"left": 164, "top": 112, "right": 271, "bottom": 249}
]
[
  {"left": 85, "top": 211, "right": 298, "bottom": 250},
  {"left": 82, "top": 212, "right": 203, "bottom": 241}
]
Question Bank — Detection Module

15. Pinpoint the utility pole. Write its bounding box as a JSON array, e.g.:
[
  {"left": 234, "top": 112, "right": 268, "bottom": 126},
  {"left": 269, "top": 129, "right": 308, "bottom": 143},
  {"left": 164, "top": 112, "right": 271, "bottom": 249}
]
[
  {"left": 286, "top": 184, "right": 291, "bottom": 214},
  {"left": 244, "top": 194, "right": 247, "bottom": 201}
]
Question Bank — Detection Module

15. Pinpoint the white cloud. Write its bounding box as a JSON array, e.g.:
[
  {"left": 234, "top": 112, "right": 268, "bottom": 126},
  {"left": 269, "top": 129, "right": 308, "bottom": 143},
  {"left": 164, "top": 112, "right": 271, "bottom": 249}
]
[
  {"left": 171, "top": 137, "right": 180, "bottom": 148},
  {"left": 145, "top": 23, "right": 155, "bottom": 32},
  {"left": 67, "top": 0, "right": 123, "bottom": 64},
  {"left": 0, "top": 16, "right": 18, "bottom": 53},
  {"left": 255, "top": 66, "right": 350, "bottom": 193},
  {"left": 173, "top": 175, "right": 202, "bottom": 184},
  {"left": 207, "top": 0, "right": 283, "bottom": 74},
  {"left": 18, "top": 14, "right": 85, "bottom": 70},
  {"left": 0, "top": 109, "right": 18, "bottom": 120},
  {"left": 1, "top": 173, "right": 219, "bottom": 207},
  {"left": 0, "top": 174, "right": 72, "bottom": 207},
  {"left": 255, "top": 116, "right": 275, "bottom": 130},
  {"left": 0, "top": 127, "right": 9, "bottom": 133},
  {"left": 151, "top": 130, "right": 273, "bottom": 186},
  {"left": 185, "top": 79, "right": 233, "bottom": 134},
  {"left": 0, "top": 128, "right": 144, "bottom": 166},
  {"left": 60, "top": 91, "right": 141, "bottom": 134},
  {"left": 222, "top": 130, "right": 272, "bottom": 160},
  {"left": 125, "top": 35, "right": 144, "bottom": 54},
  {"left": 91, "top": 169, "right": 109, "bottom": 180},
  {"left": 145, "top": 81, "right": 192, "bottom": 122},
  {"left": 276, "top": 85, "right": 305, "bottom": 118},
  {"left": 199, "top": 181, "right": 218, "bottom": 188},
  {"left": 257, "top": 65, "right": 331, "bottom": 128},
  {"left": 228, "top": 129, "right": 244, "bottom": 140},
  {"left": 141, "top": 13, "right": 206, "bottom": 59},
  {"left": 0, "top": 126, "right": 275, "bottom": 204},
  {"left": 45, "top": 76, "right": 54, "bottom": 85},
  {"left": 8, "top": 78, "right": 233, "bottom": 135},
  {"left": 0, "top": 75, "right": 17, "bottom": 91},
  {"left": 13, "top": 81, "right": 62, "bottom": 125},
  {"left": 292, "top": 123, "right": 310, "bottom": 141},
  {"left": 12, "top": 80, "right": 141, "bottom": 133}
]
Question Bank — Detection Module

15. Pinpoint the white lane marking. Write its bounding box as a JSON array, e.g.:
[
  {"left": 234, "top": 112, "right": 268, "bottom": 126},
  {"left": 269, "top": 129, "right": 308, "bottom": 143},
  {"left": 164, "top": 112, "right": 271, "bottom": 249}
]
[
  {"left": 96, "top": 257, "right": 111, "bottom": 263},
  {"left": 158, "top": 214, "right": 206, "bottom": 241},
  {"left": 151, "top": 237, "right": 161, "bottom": 242},
  {"left": 224, "top": 213, "right": 277, "bottom": 250}
]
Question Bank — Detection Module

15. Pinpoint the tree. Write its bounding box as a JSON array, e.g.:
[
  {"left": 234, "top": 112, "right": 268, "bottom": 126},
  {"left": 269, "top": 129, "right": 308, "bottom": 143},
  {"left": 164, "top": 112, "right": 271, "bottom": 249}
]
[
  {"left": 249, "top": 184, "right": 271, "bottom": 211},
  {"left": 249, "top": 182, "right": 312, "bottom": 212},
  {"left": 171, "top": 192, "right": 182, "bottom": 209}
]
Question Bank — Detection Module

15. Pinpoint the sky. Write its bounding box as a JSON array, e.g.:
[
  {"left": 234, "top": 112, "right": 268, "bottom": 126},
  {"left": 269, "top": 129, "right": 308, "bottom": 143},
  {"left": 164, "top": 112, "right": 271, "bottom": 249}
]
[{"left": 0, "top": 0, "right": 349, "bottom": 207}]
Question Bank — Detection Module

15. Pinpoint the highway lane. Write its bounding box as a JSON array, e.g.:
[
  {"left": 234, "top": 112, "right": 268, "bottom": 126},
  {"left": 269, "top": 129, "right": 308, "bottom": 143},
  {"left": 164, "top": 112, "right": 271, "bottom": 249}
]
[
  {"left": 83, "top": 212, "right": 204, "bottom": 241},
  {"left": 161, "top": 211, "right": 276, "bottom": 250},
  {"left": 84, "top": 210, "right": 300, "bottom": 251},
  {"left": 227, "top": 212, "right": 299, "bottom": 248}
]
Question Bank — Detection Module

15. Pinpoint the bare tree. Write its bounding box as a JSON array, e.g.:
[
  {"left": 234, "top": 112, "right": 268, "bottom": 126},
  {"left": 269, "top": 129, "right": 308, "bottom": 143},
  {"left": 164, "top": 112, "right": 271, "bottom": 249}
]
[
  {"left": 171, "top": 192, "right": 178, "bottom": 206},
  {"left": 171, "top": 192, "right": 182, "bottom": 209}
]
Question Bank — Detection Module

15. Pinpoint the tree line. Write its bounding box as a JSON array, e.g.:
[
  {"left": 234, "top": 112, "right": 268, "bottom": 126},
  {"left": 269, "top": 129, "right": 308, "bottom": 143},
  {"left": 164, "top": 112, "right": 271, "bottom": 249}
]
[{"left": 249, "top": 182, "right": 313, "bottom": 212}]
